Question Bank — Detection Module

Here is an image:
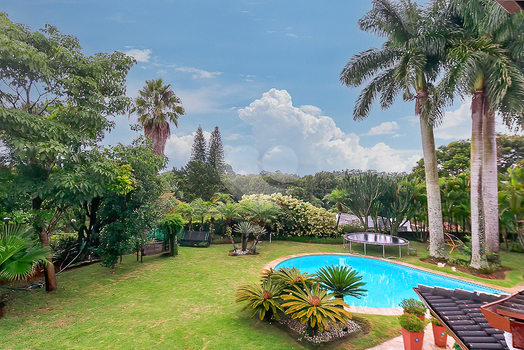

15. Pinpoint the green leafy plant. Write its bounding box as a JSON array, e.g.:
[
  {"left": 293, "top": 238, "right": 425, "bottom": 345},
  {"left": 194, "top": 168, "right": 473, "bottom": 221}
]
[
  {"left": 235, "top": 279, "right": 284, "bottom": 321},
  {"left": 273, "top": 267, "right": 315, "bottom": 290},
  {"left": 315, "top": 265, "right": 367, "bottom": 300},
  {"left": 281, "top": 283, "right": 351, "bottom": 335},
  {"left": 399, "top": 298, "right": 426, "bottom": 316},
  {"left": 398, "top": 313, "right": 426, "bottom": 333},
  {"left": 430, "top": 317, "right": 442, "bottom": 326},
  {"left": 0, "top": 224, "right": 50, "bottom": 281},
  {"left": 158, "top": 214, "right": 185, "bottom": 256},
  {"left": 233, "top": 221, "right": 258, "bottom": 252}
]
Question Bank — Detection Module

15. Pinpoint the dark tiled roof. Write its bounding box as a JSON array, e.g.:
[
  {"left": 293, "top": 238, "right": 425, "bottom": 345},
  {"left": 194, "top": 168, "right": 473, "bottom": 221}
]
[
  {"left": 493, "top": 290, "right": 524, "bottom": 320},
  {"left": 415, "top": 285, "right": 508, "bottom": 350}
]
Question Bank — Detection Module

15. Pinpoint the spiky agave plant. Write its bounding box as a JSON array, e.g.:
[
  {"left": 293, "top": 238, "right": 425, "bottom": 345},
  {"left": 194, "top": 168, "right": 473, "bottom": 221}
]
[
  {"left": 315, "top": 265, "right": 367, "bottom": 300},
  {"left": 281, "top": 283, "right": 352, "bottom": 335},
  {"left": 272, "top": 267, "right": 315, "bottom": 291},
  {"left": 0, "top": 224, "right": 50, "bottom": 281},
  {"left": 235, "top": 278, "right": 284, "bottom": 321}
]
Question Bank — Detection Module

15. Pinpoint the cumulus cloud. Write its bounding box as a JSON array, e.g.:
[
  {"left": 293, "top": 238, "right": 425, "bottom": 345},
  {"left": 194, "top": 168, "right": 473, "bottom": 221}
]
[
  {"left": 433, "top": 99, "right": 524, "bottom": 141},
  {"left": 175, "top": 66, "right": 222, "bottom": 79},
  {"left": 123, "top": 48, "right": 152, "bottom": 63},
  {"left": 237, "top": 89, "right": 421, "bottom": 175},
  {"left": 365, "top": 121, "right": 400, "bottom": 136},
  {"left": 164, "top": 131, "right": 211, "bottom": 168}
]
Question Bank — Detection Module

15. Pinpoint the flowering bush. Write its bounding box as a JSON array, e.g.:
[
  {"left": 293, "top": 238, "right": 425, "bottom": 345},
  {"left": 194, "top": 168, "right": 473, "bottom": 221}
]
[{"left": 241, "top": 194, "right": 338, "bottom": 237}]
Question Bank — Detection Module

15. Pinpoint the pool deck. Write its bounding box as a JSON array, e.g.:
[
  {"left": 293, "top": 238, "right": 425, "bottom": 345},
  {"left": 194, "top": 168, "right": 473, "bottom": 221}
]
[{"left": 263, "top": 252, "right": 513, "bottom": 349}]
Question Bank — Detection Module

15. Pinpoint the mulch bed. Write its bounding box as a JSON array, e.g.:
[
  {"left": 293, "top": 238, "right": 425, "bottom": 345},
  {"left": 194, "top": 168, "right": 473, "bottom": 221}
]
[{"left": 420, "top": 257, "right": 511, "bottom": 280}]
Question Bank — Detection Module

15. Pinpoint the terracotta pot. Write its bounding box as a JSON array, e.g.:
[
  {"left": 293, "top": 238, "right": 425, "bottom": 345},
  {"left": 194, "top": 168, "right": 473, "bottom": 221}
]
[
  {"left": 401, "top": 328, "right": 425, "bottom": 350},
  {"left": 432, "top": 324, "right": 447, "bottom": 347}
]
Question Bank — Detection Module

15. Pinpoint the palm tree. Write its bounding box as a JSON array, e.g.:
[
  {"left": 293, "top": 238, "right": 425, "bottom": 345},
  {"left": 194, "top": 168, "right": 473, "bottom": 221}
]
[
  {"left": 132, "top": 78, "right": 185, "bottom": 156},
  {"left": 443, "top": 0, "right": 524, "bottom": 268},
  {"left": 212, "top": 200, "right": 242, "bottom": 235},
  {"left": 340, "top": 0, "right": 447, "bottom": 258},
  {"left": 324, "top": 189, "right": 348, "bottom": 228},
  {"left": 0, "top": 224, "right": 50, "bottom": 282}
]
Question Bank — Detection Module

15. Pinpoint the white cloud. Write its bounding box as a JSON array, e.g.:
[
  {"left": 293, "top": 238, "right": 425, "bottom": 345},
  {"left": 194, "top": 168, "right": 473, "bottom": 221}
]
[
  {"left": 237, "top": 89, "right": 421, "bottom": 175},
  {"left": 224, "top": 133, "right": 243, "bottom": 140},
  {"left": 286, "top": 33, "right": 297, "bottom": 37},
  {"left": 365, "top": 121, "right": 400, "bottom": 136},
  {"left": 393, "top": 133, "right": 406, "bottom": 138},
  {"left": 175, "top": 66, "right": 222, "bottom": 79},
  {"left": 164, "top": 131, "right": 212, "bottom": 168},
  {"left": 434, "top": 100, "right": 471, "bottom": 140},
  {"left": 434, "top": 99, "right": 524, "bottom": 141},
  {"left": 226, "top": 146, "right": 260, "bottom": 175},
  {"left": 123, "top": 48, "right": 152, "bottom": 63}
]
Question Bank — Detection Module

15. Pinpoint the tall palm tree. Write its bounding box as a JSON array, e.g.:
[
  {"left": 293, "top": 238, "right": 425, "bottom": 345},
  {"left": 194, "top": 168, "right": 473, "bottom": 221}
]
[
  {"left": 340, "top": 0, "right": 448, "bottom": 258},
  {"left": 443, "top": 0, "right": 524, "bottom": 268},
  {"left": 132, "top": 78, "right": 185, "bottom": 156}
]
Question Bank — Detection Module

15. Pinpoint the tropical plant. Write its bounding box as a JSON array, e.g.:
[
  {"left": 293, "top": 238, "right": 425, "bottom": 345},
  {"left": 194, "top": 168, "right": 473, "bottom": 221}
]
[
  {"left": 190, "top": 125, "right": 207, "bottom": 163},
  {"left": 132, "top": 78, "right": 185, "bottom": 156},
  {"left": 235, "top": 278, "right": 284, "bottom": 321},
  {"left": 399, "top": 298, "right": 427, "bottom": 316},
  {"left": 158, "top": 214, "right": 184, "bottom": 256},
  {"left": 213, "top": 201, "right": 242, "bottom": 235},
  {"left": 444, "top": 0, "right": 524, "bottom": 268},
  {"left": 340, "top": 0, "right": 448, "bottom": 258},
  {"left": 233, "top": 221, "right": 257, "bottom": 252},
  {"left": 281, "top": 283, "right": 352, "bottom": 335},
  {"left": 190, "top": 199, "right": 211, "bottom": 231},
  {"left": 315, "top": 265, "right": 367, "bottom": 300},
  {"left": 272, "top": 267, "right": 315, "bottom": 290},
  {"left": 0, "top": 224, "right": 50, "bottom": 281},
  {"left": 398, "top": 313, "right": 426, "bottom": 333}
]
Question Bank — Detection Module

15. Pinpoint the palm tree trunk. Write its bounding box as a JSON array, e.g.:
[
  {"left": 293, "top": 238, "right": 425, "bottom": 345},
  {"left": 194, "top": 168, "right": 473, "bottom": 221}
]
[
  {"left": 470, "top": 90, "right": 489, "bottom": 270},
  {"left": 417, "top": 91, "right": 445, "bottom": 259},
  {"left": 482, "top": 106, "right": 499, "bottom": 256}
]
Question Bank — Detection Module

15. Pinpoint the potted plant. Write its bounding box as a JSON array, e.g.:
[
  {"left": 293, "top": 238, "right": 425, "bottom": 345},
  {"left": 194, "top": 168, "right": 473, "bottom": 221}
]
[
  {"left": 398, "top": 313, "right": 427, "bottom": 350},
  {"left": 430, "top": 317, "right": 448, "bottom": 347},
  {"left": 400, "top": 298, "right": 427, "bottom": 321}
]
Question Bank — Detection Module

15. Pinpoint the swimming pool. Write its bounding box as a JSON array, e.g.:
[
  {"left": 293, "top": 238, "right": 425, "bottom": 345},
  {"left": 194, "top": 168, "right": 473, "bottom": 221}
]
[{"left": 275, "top": 254, "right": 506, "bottom": 308}]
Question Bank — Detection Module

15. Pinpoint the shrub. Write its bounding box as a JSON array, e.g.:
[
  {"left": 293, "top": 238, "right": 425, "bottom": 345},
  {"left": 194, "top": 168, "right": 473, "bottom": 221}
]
[
  {"left": 281, "top": 283, "right": 351, "bottom": 335},
  {"left": 235, "top": 279, "right": 284, "bottom": 321},
  {"left": 50, "top": 233, "right": 79, "bottom": 266},
  {"left": 398, "top": 313, "right": 426, "bottom": 333},
  {"left": 316, "top": 265, "right": 367, "bottom": 300},
  {"left": 399, "top": 298, "right": 426, "bottom": 316},
  {"left": 272, "top": 267, "right": 315, "bottom": 290},
  {"left": 430, "top": 317, "right": 442, "bottom": 326},
  {"left": 241, "top": 194, "right": 338, "bottom": 238}
]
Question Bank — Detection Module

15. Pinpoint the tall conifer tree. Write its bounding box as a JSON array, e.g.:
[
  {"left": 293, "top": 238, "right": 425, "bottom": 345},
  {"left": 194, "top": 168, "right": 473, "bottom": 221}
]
[
  {"left": 190, "top": 125, "right": 207, "bottom": 162},
  {"left": 208, "top": 126, "right": 225, "bottom": 172}
]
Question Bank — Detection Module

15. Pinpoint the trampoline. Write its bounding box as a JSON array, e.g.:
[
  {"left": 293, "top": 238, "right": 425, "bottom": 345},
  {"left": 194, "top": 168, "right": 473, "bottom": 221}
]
[{"left": 343, "top": 232, "right": 410, "bottom": 258}]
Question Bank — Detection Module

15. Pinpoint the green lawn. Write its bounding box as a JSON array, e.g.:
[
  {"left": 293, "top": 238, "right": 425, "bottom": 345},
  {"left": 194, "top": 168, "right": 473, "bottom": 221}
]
[{"left": 1, "top": 240, "right": 522, "bottom": 349}]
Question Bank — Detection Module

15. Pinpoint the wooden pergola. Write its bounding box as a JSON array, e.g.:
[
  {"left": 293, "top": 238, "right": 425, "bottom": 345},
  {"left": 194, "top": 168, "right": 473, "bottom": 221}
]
[{"left": 496, "top": 0, "right": 524, "bottom": 13}]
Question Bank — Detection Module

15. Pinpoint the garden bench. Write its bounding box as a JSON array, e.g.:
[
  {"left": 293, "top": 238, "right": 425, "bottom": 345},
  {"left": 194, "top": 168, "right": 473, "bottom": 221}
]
[{"left": 179, "top": 231, "right": 211, "bottom": 247}]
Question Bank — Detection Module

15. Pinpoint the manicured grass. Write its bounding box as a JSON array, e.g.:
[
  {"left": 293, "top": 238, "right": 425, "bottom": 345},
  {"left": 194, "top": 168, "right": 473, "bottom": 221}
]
[
  {"left": 1, "top": 240, "right": 522, "bottom": 349},
  {"left": 0, "top": 242, "right": 400, "bottom": 350}
]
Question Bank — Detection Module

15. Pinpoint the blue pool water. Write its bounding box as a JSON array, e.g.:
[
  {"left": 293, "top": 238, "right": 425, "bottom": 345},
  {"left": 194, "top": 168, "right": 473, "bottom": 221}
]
[{"left": 275, "top": 254, "right": 506, "bottom": 308}]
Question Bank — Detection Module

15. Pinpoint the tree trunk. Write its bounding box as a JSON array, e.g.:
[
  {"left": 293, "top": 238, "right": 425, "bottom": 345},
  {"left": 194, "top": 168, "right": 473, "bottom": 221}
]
[
  {"left": 482, "top": 106, "right": 499, "bottom": 255},
  {"left": 417, "top": 91, "right": 445, "bottom": 259},
  {"left": 145, "top": 122, "right": 170, "bottom": 156},
  {"left": 32, "top": 197, "right": 58, "bottom": 292},
  {"left": 470, "top": 90, "right": 489, "bottom": 270}
]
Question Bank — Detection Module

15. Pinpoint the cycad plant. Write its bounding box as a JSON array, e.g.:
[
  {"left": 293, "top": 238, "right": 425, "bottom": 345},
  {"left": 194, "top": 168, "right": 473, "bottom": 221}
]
[
  {"left": 233, "top": 221, "right": 257, "bottom": 252},
  {"left": 0, "top": 224, "right": 50, "bottom": 281},
  {"left": 235, "top": 278, "right": 284, "bottom": 322},
  {"left": 273, "top": 267, "right": 315, "bottom": 290},
  {"left": 315, "top": 265, "right": 367, "bottom": 300},
  {"left": 281, "top": 283, "right": 352, "bottom": 335}
]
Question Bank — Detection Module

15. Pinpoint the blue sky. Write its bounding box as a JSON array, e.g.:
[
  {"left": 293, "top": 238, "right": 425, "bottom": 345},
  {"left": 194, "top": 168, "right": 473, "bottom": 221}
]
[{"left": 3, "top": 0, "right": 519, "bottom": 175}]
